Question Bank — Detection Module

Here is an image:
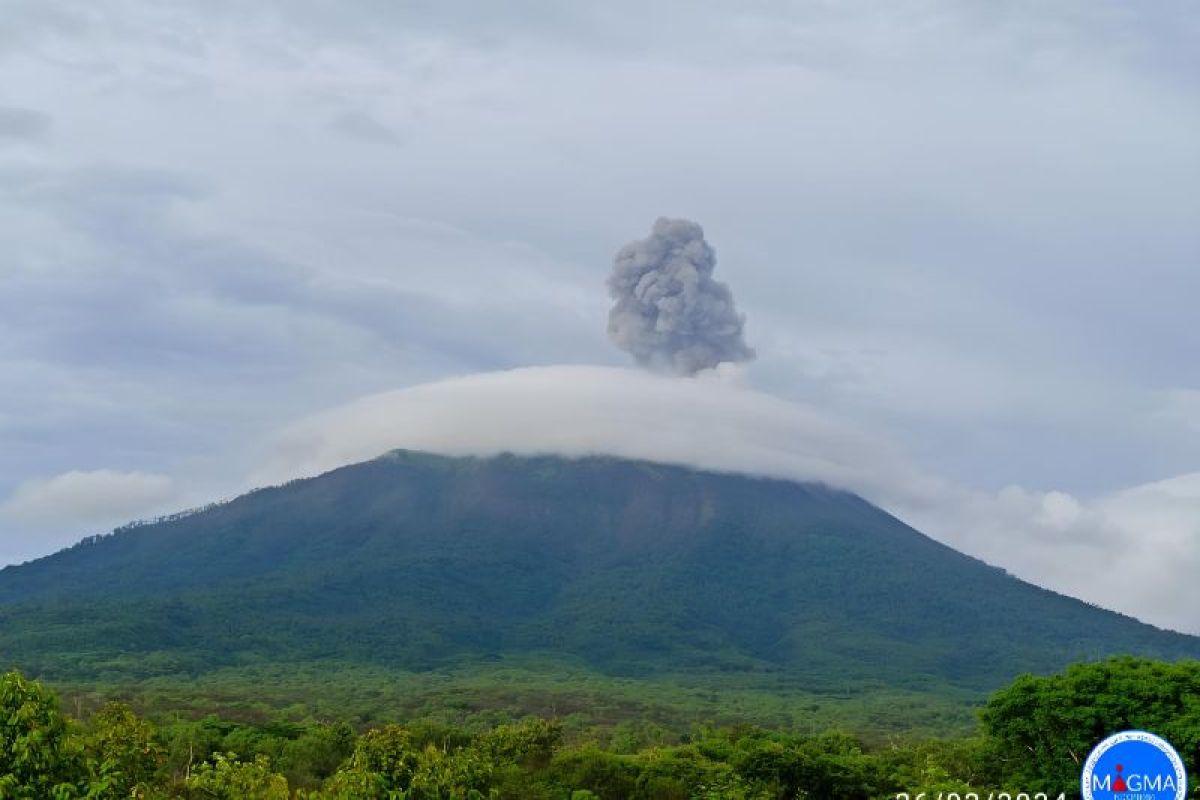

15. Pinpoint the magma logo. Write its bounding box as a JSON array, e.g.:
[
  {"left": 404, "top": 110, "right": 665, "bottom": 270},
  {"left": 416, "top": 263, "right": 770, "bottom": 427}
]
[{"left": 1081, "top": 730, "right": 1186, "bottom": 800}]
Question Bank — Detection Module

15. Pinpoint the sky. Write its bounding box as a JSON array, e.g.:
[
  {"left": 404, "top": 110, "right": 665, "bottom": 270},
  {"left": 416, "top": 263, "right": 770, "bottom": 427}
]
[{"left": 1, "top": 1, "right": 1198, "bottom": 632}]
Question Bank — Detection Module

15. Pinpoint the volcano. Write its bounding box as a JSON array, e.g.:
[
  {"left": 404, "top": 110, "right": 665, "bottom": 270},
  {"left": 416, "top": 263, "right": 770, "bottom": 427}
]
[{"left": 0, "top": 450, "right": 1195, "bottom": 690}]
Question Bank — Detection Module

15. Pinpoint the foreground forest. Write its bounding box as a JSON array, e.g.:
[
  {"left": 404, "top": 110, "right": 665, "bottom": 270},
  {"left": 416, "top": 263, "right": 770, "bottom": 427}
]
[{"left": 4, "top": 657, "right": 1199, "bottom": 799}]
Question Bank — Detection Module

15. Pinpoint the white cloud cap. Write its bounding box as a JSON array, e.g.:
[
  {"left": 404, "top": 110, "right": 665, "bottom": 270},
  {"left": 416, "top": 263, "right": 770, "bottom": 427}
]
[{"left": 256, "top": 364, "right": 936, "bottom": 505}]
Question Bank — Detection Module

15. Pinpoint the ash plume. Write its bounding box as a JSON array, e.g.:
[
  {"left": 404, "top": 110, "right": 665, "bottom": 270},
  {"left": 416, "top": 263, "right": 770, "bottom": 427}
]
[{"left": 607, "top": 217, "right": 755, "bottom": 375}]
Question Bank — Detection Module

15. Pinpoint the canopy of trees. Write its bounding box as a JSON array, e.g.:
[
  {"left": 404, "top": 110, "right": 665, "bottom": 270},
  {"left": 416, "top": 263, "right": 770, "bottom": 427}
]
[{"left": 1, "top": 657, "right": 1197, "bottom": 799}]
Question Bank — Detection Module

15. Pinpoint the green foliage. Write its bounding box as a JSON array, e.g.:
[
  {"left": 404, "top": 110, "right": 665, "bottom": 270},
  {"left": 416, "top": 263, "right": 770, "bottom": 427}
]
[
  {"left": 0, "top": 670, "right": 81, "bottom": 799},
  {"left": 725, "top": 730, "right": 888, "bottom": 799},
  {"left": 317, "top": 718, "right": 562, "bottom": 799},
  {"left": 279, "top": 722, "right": 356, "bottom": 787},
  {"left": 4, "top": 657, "right": 1200, "bottom": 799},
  {"left": 332, "top": 725, "right": 420, "bottom": 794},
  {"left": 475, "top": 718, "right": 562, "bottom": 768},
  {"left": 549, "top": 748, "right": 639, "bottom": 799},
  {"left": 83, "top": 703, "right": 164, "bottom": 799},
  {"left": 182, "top": 753, "right": 289, "bottom": 799},
  {"left": 878, "top": 736, "right": 993, "bottom": 795},
  {"left": 981, "top": 656, "right": 1200, "bottom": 794}
]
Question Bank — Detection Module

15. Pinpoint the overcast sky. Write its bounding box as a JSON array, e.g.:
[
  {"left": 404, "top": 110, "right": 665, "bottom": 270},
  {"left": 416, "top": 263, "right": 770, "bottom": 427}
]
[{"left": 1, "top": 1, "right": 1198, "bottom": 631}]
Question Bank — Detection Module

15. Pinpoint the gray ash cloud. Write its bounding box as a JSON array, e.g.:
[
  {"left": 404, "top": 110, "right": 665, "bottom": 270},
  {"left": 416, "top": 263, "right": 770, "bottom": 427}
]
[{"left": 607, "top": 217, "right": 754, "bottom": 375}]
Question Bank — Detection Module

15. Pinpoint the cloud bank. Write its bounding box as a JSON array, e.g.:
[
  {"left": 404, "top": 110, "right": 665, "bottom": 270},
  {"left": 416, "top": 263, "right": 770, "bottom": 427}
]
[
  {"left": 257, "top": 365, "right": 927, "bottom": 501},
  {"left": 0, "top": 469, "right": 178, "bottom": 564}
]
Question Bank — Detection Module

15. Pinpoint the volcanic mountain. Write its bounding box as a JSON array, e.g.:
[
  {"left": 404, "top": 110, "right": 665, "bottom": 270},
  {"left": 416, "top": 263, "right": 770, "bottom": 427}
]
[{"left": 0, "top": 450, "right": 1195, "bottom": 690}]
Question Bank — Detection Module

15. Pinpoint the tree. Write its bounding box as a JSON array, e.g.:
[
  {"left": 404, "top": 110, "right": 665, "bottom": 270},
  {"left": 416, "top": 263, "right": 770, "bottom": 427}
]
[
  {"left": 183, "top": 753, "right": 290, "bottom": 799},
  {"left": 0, "top": 670, "right": 83, "bottom": 799},
  {"left": 321, "top": 725, "right": 419, "bottom": 798},
  {"left": 475, "top": 719, "right": 562, "bottom": 770},
  {"left": 729, "top": 731, "right": 886, "bottom": 799},
  {"left": 549, "top": 749, "right": 639, "bottom": 800},
  {"left": 82, "top": 703, "right": 164, "bottom": 799},
  {"left": 280, "top": 721, "right": 356, "bottom": 787},
  {"left": 980, "top": 656, "right": 1200, "bottom": 793}
]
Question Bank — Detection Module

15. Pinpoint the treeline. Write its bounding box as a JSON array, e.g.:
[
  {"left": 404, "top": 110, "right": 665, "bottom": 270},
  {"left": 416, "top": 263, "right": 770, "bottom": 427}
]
[{"left": 3, "top": 657, "right": 1199, "bottom": 799}]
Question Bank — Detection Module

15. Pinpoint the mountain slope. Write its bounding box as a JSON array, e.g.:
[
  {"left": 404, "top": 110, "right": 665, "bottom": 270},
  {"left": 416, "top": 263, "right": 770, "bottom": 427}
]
[{"left": 0, "top": 450, "right": 1196, "bottom": 690}]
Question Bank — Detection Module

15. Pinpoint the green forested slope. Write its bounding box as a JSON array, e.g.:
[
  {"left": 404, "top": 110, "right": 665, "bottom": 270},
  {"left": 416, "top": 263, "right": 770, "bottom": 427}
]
[{"left": 0, "top": 450, "right": 1195, "bottom": 690}]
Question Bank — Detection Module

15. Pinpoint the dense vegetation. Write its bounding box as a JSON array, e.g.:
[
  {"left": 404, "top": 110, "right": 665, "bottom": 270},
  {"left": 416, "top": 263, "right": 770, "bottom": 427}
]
[
  {"left": 4, "top": 452, "right": 1199, "bottom": 796},
  {"left": 3, "top": 658, "right": 1198, "bottom": 799},
  {"left": 50, "top": 659, "right": 980, "bottom": 746},
  {"left": 1, "top": 452, "right": 1196, "bottom": 695}
]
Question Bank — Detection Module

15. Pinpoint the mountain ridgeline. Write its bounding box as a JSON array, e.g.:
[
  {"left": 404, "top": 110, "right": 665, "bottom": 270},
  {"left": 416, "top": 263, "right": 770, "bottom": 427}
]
[{"left": 0, "top": 450, "right": 1196, "bottom": 690}]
